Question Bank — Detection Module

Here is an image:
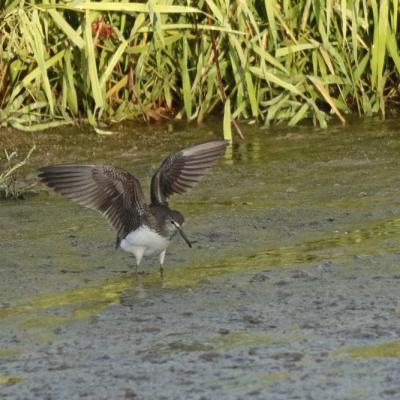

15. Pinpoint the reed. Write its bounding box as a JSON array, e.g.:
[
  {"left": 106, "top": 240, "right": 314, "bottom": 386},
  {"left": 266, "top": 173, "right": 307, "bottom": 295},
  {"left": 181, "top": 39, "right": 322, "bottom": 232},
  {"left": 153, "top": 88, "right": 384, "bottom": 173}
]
[
  {"left": 0, "top": 0, "right": 399, "bottom": 133},
  {"left": 0, "top": 144, "right": 36, "bottom": 199}
]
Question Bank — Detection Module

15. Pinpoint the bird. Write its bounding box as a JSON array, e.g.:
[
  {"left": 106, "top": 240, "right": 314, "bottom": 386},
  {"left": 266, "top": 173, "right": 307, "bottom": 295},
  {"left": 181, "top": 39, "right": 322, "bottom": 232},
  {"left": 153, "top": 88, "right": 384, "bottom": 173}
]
[{"left": 38, "top": 140, "right": 228, "bottom": 275}]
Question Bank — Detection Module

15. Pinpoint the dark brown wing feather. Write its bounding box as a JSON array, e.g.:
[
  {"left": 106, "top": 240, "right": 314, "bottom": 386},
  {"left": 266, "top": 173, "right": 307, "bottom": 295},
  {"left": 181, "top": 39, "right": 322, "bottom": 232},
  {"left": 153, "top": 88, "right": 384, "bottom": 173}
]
[
  {"left": 38, "top": 165, "right": 147, "bottom": 244},
  {"left": 150, "top": 140, "right": 228, "bottom": 205}
]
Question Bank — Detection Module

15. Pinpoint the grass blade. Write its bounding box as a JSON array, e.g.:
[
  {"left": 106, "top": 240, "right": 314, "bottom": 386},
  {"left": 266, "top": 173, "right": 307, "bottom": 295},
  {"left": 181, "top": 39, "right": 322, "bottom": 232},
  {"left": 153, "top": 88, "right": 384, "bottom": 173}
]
[
  {"left": 308, "top": 75, "right": 345, "bottom": 123},
  {"left": 47, "top": 9, "right": 85, "bottom": 49},
  {"left": 83, "top": 8, "right": 104, "bottom": 110},
  {"left": 223, "top": 98, "right": 232, "bottom": 142}
]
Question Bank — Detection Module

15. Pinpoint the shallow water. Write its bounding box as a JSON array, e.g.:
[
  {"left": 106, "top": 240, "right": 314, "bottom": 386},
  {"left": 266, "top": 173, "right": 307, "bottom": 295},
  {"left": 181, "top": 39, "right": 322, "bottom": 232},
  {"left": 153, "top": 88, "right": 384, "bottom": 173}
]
[{"left": 1, "top": 117, "right": 400, "bottom": 399}]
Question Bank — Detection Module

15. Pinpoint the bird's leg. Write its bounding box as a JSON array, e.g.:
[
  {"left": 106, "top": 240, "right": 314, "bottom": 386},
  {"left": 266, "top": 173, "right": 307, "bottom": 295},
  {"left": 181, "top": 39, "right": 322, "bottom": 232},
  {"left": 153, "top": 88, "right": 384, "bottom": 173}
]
[
  {"left": 133, "top": 250, "right": 144, "bottom": 275},
  {"left": 159, "top": 250, "right": 166, "bottom": 278}
]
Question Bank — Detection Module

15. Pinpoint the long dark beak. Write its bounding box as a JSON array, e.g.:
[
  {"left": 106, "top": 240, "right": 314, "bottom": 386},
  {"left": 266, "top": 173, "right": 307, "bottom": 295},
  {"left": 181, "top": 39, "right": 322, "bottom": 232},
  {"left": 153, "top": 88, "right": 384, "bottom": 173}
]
[{"left": 176, "top": 225, "right": 192, "bottom": 248}]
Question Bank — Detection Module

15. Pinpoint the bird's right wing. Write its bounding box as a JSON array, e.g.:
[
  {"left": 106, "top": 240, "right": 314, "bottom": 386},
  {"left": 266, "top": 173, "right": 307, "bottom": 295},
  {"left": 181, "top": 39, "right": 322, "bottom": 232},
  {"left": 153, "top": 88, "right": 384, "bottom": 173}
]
[{"left": 150, "top": 140, "right": 228, "bottom": 205}]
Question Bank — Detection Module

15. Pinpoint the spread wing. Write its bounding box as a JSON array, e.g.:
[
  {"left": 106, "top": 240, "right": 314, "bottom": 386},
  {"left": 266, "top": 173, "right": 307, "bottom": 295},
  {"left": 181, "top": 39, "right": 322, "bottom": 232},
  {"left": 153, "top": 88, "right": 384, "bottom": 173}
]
[
  {"left": 150, "top": 140, "right": 228, "bottom": 205},
  {"left": 38, "top": 164, "right": 147, "bottom": 244}
]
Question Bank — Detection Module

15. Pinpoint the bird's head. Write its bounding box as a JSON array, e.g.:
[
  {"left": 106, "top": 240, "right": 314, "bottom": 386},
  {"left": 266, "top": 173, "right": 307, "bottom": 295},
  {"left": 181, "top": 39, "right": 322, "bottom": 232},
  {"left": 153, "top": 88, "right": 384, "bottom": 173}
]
[{"left": 167, "top": 210, "right": 192, "bottom": 248}]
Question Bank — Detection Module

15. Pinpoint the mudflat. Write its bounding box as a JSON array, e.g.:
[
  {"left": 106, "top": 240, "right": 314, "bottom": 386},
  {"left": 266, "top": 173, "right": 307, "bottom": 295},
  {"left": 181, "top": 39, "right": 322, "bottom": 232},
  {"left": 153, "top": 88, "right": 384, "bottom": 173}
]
[{"left": 1, "top": 118, "right": 400, "bottom": 399}]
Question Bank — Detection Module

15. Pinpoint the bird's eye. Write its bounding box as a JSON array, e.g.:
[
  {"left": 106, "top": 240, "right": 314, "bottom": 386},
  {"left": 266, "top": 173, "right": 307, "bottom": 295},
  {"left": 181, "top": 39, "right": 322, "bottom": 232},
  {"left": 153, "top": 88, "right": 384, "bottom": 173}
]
[{"left": 170, "top": 220, "right": 175, "bottom": 225}]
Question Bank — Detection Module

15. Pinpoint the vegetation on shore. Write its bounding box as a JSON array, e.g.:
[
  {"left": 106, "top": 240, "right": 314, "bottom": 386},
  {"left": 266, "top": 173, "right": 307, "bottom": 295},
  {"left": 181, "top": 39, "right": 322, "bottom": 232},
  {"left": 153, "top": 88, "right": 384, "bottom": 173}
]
[
  {"left": 0, "top": 0, "right": 399, "bottom": 133},
  {"left": 0, "top": 144, "right": 35, "bottom": 199}
]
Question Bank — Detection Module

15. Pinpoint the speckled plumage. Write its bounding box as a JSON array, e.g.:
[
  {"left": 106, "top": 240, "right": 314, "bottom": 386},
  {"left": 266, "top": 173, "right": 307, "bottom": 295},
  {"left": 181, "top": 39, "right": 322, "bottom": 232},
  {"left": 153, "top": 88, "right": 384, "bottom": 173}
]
[{"left": 38, "top": 140, "right": 228, "bottom": 270}]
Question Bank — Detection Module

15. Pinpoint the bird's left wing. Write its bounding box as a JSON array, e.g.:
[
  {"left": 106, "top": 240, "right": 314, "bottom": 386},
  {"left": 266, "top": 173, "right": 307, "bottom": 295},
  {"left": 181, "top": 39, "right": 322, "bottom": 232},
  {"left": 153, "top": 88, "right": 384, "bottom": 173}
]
[{"left": 39, "top": 164, "right": 147, "bottom": 243}]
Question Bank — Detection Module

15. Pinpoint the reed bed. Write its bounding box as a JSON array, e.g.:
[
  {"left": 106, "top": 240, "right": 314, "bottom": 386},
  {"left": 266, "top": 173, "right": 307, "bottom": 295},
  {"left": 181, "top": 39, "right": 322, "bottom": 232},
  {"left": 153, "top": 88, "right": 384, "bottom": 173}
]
[{"left": 0, "top": 0, "right": 399, "bottom": 133}]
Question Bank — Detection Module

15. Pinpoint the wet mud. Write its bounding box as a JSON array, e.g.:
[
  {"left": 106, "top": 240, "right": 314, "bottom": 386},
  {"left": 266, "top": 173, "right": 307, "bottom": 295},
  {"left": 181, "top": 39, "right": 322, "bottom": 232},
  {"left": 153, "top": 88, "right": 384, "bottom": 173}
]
[{"left": 2, "top": 117, "right": 400, "bottom": 399}]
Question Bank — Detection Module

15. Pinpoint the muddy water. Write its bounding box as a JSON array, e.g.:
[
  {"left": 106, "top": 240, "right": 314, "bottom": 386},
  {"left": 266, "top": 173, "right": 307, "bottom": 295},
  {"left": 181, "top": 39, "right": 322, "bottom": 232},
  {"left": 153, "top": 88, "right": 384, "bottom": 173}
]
[{"left": 2, "top": 118, "right": 400, "bottom": 399}]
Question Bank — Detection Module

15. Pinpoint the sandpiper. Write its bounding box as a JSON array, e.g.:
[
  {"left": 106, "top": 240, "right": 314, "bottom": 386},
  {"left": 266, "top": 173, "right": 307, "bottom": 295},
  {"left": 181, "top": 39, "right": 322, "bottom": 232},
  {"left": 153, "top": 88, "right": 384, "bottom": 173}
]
[{"left": 39, "top": 140, "right": 228, "bottom": 274}]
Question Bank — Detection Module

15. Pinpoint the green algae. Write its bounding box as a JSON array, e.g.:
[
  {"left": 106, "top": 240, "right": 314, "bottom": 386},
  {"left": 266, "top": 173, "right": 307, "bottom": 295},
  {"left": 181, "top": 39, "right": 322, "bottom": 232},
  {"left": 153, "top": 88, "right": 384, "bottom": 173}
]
[
  {"left": 151, "top": 330, "right": 306, "bottom": 354},
  {"left": 22, "top": 315, "right": 70, "bottom": 328},
  {"left": 0, "top": 278, "right": 133, "bottom": 319},
  {"left": 344, "top": 387, "right": 370, "bottom": 398},
  {"left": 205, "top": 370, "right": 294, "bottom": 394},
  {"left": 262, "top": 371, "right": 291, "bottom": 383},
  {"left": 341, "top": 341, "right": 400, "bottom": 360},
  {"left": 0, "top": 348, "right": 24, "bottom": 359},
  {"left": 206, "top": 330, "right": 307, "bottom": 350},
  {"left": 0, "top": 375, "right": 24, "bottom": 386}
]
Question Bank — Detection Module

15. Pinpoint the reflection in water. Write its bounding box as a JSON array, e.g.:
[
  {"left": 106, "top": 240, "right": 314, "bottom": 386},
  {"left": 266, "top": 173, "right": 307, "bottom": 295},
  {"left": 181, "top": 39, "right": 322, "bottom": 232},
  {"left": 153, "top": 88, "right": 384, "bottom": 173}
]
[
  {"left": 231, "top": 138, "right": 263, "bottom": 163},
  {"left": 223, "top": 142, "right": 234, "bottom": 166},
  {"left": 222, "top": 138, "right": 264, "bottom": 165}
]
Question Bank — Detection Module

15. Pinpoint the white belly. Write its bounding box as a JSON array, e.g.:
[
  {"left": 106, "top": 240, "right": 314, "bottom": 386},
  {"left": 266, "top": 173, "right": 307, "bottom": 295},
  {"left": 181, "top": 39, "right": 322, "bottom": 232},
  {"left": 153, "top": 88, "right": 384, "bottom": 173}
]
[{"left": 120, "top": 226, "right": 170, "bottom": 257}]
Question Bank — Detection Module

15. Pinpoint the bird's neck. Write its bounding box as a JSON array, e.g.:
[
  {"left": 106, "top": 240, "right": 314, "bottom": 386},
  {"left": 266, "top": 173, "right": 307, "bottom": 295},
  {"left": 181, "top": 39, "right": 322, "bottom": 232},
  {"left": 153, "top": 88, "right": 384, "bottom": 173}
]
[{"left": 147, "top": 204, "right": 172, "bottom": 231}]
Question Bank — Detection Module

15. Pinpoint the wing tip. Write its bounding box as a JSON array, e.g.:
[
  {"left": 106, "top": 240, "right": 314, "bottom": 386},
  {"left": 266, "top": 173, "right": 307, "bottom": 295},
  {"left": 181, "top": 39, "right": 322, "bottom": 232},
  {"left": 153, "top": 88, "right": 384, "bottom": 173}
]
[{"left": 181, "top": 140, "right": 229, "bottom": 158}]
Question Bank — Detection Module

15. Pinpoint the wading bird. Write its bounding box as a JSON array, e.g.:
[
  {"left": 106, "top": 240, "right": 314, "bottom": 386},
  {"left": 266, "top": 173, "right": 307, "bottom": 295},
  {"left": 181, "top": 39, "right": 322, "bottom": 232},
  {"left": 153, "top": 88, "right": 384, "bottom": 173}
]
[{"left": 39, "top": 140, "right": 228, "bottom": 274}]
